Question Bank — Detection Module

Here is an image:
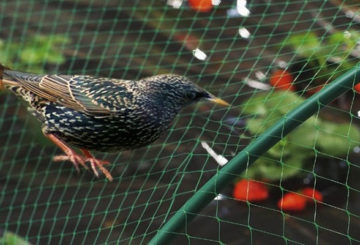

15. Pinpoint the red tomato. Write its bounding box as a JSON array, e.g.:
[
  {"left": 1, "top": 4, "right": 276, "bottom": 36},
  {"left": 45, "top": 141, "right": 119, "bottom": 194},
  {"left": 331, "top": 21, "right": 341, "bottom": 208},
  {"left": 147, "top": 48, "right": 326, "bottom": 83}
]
[
  {"left": 269, "top": 69, "right": 295, "bottom": 91},
  {"left": 188, "top": 0, "right": 213, "bottom": 12},
  {"left": 277, "top": 192, "right": 307, "bottom": 212},
  {"left": 233, "top": 179, "right": 269, "bottom": 202},
  {"left": 354, "top": 83, "right": 360, "bottom": 93},
  {"left": 301, "top": 187, "right": 323, "bottom": 203}
]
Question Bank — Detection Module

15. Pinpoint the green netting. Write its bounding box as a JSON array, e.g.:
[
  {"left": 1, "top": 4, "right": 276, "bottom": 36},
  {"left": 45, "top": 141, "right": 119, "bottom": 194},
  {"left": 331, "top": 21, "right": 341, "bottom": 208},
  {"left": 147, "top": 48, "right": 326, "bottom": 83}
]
[{"left": 1, "top": 0, "right": 360, "bottom": 244}]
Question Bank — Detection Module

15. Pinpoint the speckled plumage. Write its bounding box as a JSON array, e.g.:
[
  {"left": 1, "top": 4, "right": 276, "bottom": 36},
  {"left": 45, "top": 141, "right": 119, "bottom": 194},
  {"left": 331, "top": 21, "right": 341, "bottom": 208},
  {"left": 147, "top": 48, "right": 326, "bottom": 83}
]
[{"left": 0, "top": 66, "right": 228, "bottom": 180}]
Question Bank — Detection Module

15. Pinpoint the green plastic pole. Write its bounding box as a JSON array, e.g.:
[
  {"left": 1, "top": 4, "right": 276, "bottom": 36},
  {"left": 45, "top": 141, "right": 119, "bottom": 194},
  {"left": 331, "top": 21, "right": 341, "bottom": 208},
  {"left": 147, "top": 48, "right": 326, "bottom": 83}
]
[{"left": 149, "top": 65, "right": 360, "bottom": 245}]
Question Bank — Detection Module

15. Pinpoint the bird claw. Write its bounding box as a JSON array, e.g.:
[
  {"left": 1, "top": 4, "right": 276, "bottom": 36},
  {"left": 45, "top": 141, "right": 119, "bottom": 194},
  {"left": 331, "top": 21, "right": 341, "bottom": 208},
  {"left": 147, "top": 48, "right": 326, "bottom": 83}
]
[
  {"left": 53, "top": 151, "right": 89, "bottom": 172},
  {"left": 45, "top": 134, "right": 112, "bottom": 181},
  {"left": 53, "top": 152, "right": 113, "bottom": 181},
  {"left": 86, "top": 158, "right": 113, "bottom": 181},
  {"left": 53, "top": 155, "right": 72, "bottom": 162}
]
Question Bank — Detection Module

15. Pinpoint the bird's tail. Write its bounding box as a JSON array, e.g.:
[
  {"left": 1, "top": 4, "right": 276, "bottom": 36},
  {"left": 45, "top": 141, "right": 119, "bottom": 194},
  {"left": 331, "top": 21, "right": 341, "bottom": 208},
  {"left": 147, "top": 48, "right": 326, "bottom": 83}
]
[
  {"left": 0, "top": 64, "right": 18, "bottom": 90},
  {"left": 0, "top": 64, "right": 5, "bottom": 90}
]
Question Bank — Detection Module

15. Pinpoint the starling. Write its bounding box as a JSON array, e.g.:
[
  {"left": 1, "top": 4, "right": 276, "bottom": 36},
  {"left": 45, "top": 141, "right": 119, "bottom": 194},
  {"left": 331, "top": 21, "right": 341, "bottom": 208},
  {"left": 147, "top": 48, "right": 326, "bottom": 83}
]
[{"left": 0, "top": 65, "right": 229, "bottom": 181}]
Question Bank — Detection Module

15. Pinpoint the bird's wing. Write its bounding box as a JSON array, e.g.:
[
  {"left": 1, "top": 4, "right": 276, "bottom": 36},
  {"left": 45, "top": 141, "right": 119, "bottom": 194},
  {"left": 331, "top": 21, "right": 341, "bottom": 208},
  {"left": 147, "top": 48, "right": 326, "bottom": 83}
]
[
  {"left": 39, "top": 75, "right": 109, "bottom": 114},
  {"left": 4, "top": 70, "right": 133, "bottom": 116},
  {"left": 39, "top": 75, "right": 134, "bottom": 116}
]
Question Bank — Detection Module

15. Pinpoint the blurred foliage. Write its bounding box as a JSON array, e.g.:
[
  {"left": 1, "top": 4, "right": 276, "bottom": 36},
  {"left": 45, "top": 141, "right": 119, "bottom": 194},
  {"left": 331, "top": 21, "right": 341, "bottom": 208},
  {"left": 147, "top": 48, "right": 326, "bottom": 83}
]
[
  {"left": 0, "top": 34, "right": 69, "bottom": 73},
  {"left": 0, "top": 34, "right": 69, "bottom": 146},
  {"left": 241, "top": 91, "right": 360, "bottom": 180},
  {"left": 282, "top": 30, "right": 360, "bottom": 83},
  {"left": 0, "top": 231, "right": 31, "bottom": 245}
]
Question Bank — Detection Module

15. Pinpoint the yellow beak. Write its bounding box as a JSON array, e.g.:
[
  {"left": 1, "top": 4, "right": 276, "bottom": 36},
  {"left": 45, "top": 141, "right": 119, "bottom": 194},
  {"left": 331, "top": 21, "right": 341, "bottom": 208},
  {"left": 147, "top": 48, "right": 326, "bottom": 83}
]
[{"left": 208, "top": 97, "right": 230, "bottom": 107}]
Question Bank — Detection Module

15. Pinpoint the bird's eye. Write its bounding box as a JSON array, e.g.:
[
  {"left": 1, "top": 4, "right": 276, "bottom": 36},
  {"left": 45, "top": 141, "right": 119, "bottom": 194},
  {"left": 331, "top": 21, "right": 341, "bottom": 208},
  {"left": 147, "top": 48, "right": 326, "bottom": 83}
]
[{"left": 190, "top": 91, "right": 209, "bottom": 101}]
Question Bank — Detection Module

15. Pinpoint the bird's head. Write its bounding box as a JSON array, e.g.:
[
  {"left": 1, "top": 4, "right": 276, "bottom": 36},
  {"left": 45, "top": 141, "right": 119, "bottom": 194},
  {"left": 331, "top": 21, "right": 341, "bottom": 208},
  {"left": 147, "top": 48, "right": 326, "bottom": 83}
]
[{"left": 142, "top": 74, "right": 229, "bottom": 108}]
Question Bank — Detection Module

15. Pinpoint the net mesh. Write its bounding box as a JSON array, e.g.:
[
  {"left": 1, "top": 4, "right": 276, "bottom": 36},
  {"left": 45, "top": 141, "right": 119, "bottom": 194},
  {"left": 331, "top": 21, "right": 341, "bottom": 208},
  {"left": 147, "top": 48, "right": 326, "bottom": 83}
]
[{"left": 1, "top": 0, "right": 360, "bottom": 244}]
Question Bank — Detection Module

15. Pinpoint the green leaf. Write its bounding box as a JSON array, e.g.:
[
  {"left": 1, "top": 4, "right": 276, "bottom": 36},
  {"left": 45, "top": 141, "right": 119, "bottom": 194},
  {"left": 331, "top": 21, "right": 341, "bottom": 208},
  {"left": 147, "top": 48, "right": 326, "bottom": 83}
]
[
  {"left": 0, "top": 231, "right": 31, "bottom": 245},
  {"left": 328, "top": 30, "right": 360, "bottom": 56},
  {"left": 241, "top": 162, "right": 260, "bottom": 179},
  {"left": 246, "top": 111, "right": 285, "bottom": 135},
  {"left": 287, "top": 117, "right": 319, "bottom": 149},
  {"left": 267, "top": 138, "right": 292, "bottom": 158},
  {"left": 241, "top": 93, "right": 269, "bottom": 116},
  {"left": 264, "top": 91, "right": 305, "bottom": 114},
  {"left": 240, "top": 89, "right": 360, "bottom": 181},
  {"left": 50, "top": 35, "right": 71, "bottom": 46},
  {"left": 243, "top": 91, "right": 306, "bottom": 136},
  {"left": 0, "top": 34, "right": 69, "bottom": 72},
  {"left": 246, "top": 118, "right": 266, "bottom": 135},
  {"left": 317, "top": 122, "right": 360, "bottom": 156},
  {"left": 243, "top": 153, "right": 307, "bottom": 181},
  {"left": 46, "top": 51, "right": 66, "bottom": 64},
  {"left": 242, "top": 91, "right": 305, "bottom": 117},
  {"left": 20, "top": 48, "right": 45, "bottom": 64},
  {"left": 282, "top": 30, "right": 360, "bottom": 83},
  {"left": 284, "top": 32, "right": 321, "bottom": 57}
]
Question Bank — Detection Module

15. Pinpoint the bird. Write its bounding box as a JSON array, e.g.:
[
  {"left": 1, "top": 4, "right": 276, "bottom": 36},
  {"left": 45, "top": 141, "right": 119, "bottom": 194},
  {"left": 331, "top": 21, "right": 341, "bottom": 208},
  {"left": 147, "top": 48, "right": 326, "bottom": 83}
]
[{"left": 0, "top": 65, "right": 229, "bottom": 181}]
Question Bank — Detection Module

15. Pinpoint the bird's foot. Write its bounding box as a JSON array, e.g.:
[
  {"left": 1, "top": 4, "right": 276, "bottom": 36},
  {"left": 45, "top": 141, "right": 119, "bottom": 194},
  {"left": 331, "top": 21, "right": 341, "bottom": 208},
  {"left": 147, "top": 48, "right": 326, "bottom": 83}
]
[
  {"left": 80, "top": 149, "right": 113, "bottom": 182},
  {"left": 53, "top": 152, "right": 113, "bottom": 181},
  {"left": 53, "top": 151, "right": 89, "bottom": 172},
  {"left": 45, "top": 133, "right": 113, "bottom": 181},
  {"left": 45, "top": 133, "right": 89, "bottom": 172}
]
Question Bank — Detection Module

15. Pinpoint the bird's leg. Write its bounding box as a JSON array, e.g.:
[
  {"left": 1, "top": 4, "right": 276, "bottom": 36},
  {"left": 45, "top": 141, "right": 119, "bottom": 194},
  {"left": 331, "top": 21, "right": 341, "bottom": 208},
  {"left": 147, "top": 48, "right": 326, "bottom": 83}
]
[
  {"left": 80, "top": 149, "right": 113, "bottom": 182},
  {"left": 45, "top": 133, "right": 88, "bottom": 172},
  {"left": 45, "top": 134, "right": 113, "bottom": 181}
]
